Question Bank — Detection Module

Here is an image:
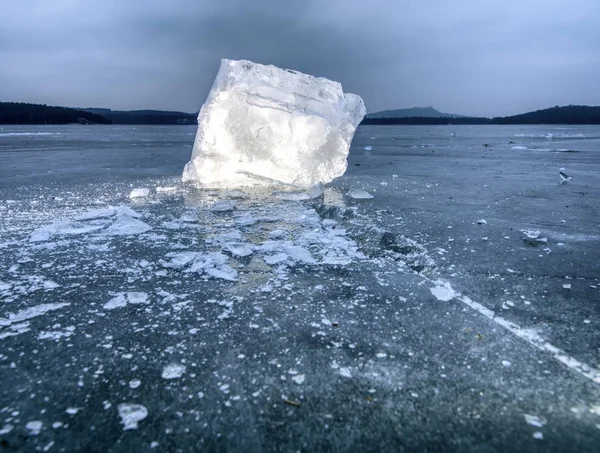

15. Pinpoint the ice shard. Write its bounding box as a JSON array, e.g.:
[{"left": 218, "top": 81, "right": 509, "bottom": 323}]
[{"left": 183, "top": 59, "right": 366, "bottom": 188}]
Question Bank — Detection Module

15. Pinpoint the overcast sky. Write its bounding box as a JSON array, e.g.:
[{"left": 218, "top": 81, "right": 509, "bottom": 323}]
[{"left": 1, "top": 0, "right": 599, "bottom": 117}]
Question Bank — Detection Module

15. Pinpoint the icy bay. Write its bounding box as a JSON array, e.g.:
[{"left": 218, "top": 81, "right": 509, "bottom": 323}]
[{"left": 1, "top": 124, "right": 599, "bottom": 451}]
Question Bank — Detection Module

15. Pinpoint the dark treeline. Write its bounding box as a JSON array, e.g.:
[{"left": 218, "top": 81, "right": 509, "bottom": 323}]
[
  {"left": 83, "top": 108, "right": 197, "bottom": 125},
  {"left": 361, "top": 105, "right": 600, "bottom": 125},
  {"left": 0, "top": 102, "right": 111, "bottom": 125}
]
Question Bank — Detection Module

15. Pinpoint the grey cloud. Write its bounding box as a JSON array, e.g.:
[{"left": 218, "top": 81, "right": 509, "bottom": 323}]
[{"left": 1, "top": 0, "right": 599, "bottom": 116}]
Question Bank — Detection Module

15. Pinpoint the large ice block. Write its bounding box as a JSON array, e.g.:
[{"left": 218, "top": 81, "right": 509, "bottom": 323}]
[{"left": 182, "top": 59, "right": 366, "bottom": 188}]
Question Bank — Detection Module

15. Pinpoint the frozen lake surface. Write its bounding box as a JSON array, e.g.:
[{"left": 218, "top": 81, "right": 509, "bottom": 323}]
[{"left": 1, "top": 124, "right": 599, "bottom": 451}]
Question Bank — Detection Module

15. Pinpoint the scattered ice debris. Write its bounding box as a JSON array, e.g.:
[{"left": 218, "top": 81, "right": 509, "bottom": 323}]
[
  {"left": 291, "top": 374, "right": 306, "bottom": 385},
  {"left": 429, "top": 280, "right": 456, "bottom": 302},
  {"left": 38, "top": 326, "right": 75, "bottom": 340},
  {"left": 161, "top": 363, "right": 186, "bottom": 379},
  {"left": 346, "top": 189, "right": 373, "bottom": 199},
  {"left": 30, "top": 220, "right": 105, "bottom": 242},
  {"left": 210, "top": 200, "right": 236, "bottom": 212},
  {"left": 524, "top": 414, "right": 546, "bottom": 428},
  {"left": 162, "top": 251, "right": 238, "bottom": 281},
  {"left": 129, "top": 188, "right": 150, "bottom": 199},
  {"left": 25, "top": 420, "right": 43, "bottom": 435},
  {"left": 118, "top": 404, "right": 148, "bottom": 430},
  {"left": 182, "top": 59, "right": 365, "bottom": 188}
]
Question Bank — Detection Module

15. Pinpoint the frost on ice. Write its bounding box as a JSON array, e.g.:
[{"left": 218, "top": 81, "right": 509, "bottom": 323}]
[{"left": 182, "top": 59, "right": 366, "bottom": 188}]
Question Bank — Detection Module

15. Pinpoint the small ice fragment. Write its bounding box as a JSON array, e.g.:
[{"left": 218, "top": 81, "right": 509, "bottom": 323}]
[
  {"left": 104, "top": 294, "right": 127, "bottom": 310},
  {"left": 25, "top": 420, "right": 43, "bottom": 435},
  {"left": 118, "top": 404, "right": 148, "bottom": 430},
  {"left": 521, "top": 229, "right": 540, "bottom": 239},
  {"left": 533, "top": 431, "right": 543, "bottom": 440},
  {"left": 376, "top": 353, "right": 387, "bottom": 358},
  {"left": 477, "top": 219, "right": 487, "bottom": 225},
  {"left": 130, "top": 188, "right": 150, "bottom": 199},
  {"left": 151, "top": 441, "right": 160, "bottom": 449},
  {"left": 65, "top": 407, "right": 80, "bottom": 415},
  {"left": 104, "top": 216, "right": 152, "bottom": 236},
  {"left": 0, "top": 425, "right": 13, "bottom": 435},
  {"left": 43, "top": 280, "right": 60, "bottom": 290},
  {"left": 305, "top": 182, "right": 324, "bottom": 199},
  {"left": 346, "top": 189, "right": 373, "bottom": 199},
  {"left": 129, "top": 379, "right": 142, "bottom": 389},
  {"left": 291, "top": 374, "right": 305, "bottom": 385},
  {"left": 127, "top": 292, "right": 148, "bottom": 305},
  {"left": 502, "top": 360, "right": 511, "bottom": 367},
  {"left": 225, "top": 190, "right": 248, "bottom": 199},
  {"left": 161, "top": 363, "right": 186, "bottom": 379},
  {"left": 339, "top": 367, "right": 352, "bottom": 378},
  {"left": 210, "top": 200, "right": 236, "bottom": 212},
  {"left": 52, "top": 422, "right": 63, "bottom": 429},
  {"left": 584, "top": 319, "right": 591, "bottom": 324},
  {"left": 275, "top": 191, "right": 310, "bottom": 201},
  {"left": 430, "top": 281, "right": 456, "bottom": 302},
  {"left": 524, "top": 414, "right": 546, "bottom": 428},
  {"left": 156, "top": 186, "right": 177, "bottom": 193},
  {"left": 364, "top": 145, "right": 373, "bottom": 151},
  {"left": 562, "top": 284, "right": 571, "bottom": 289}
]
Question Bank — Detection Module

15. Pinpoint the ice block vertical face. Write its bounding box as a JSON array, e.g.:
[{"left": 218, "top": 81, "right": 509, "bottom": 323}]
[{"left": 182, "top": 59, "right": 366, "bottom": 188}]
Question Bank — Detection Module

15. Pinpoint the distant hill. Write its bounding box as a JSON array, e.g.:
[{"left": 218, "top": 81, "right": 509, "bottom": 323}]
[
  {"left": 82, "top": 108, "right": 197, "bottom": 125},
  {"left": 493, "top": 105, "right": 600, "bottom": 125},
  {"left": 366, "top": 107, "right": 465, "bottom": 119},
  {"left": 361, "top": 105, "right": 600, "bottom": 125},
  {"left": 0, "top": 102, "right": 111, "bottom": 125}
]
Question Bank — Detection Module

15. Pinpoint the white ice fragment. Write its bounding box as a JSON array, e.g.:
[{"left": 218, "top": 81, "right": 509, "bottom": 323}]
[
  {"left": 25, "top": 420, "right": 43, "bottom": 435},
  {"left": 130, "top": 188, "right": 150, "bottom": 198},
  {"left": 304, "top": 182, "right": 325, "bottom": 199},
  {"left": 43, "top": 280, "right": 60, "bottom": 290},
  {"left": 524, "top": 414, "right": 546, "bottom": 428},
  {"left": 104, "top": 215, "right": 151, "bottom": 236},
  {"left": 127, "top": 292, "right": 148, "bottom": 305},
  {"left": 376, "top": 353, "right": 387, "bottom": 358},
  {"left": 118, "top": 404, "right": 148, "bottom": 430},
  {"left": 274, "top": 191, "right": 311, "bottom": 201},
  {"left": 502, "top": 360, "right": 512, "bottom": 367},
  {"left": 182, "top": 59, "right": 366, "bottom": 188},
  {"left": 346, "top": 189, "right": 373, "bottom": 199},
  {"left": 156, "top": 186, "right": 177, "bottom": 193},
  {"left": 430, "top": 280, "right": 456, "bottom": 301},
  {"left": 533, "top": 431, "right": 544, "bottom": 440},
  {"left": 0, "top": 425, "right": 13, "bottom": 435},
  {"left": 339, "top": 367, "right": 352, "bottom": 378},
  {"left": 75, "top": 207, "right": 116, "bottom": 221},
  {"left": 210, "top": 200, "right": 236, "bottom": 212},
  {"left": 364, "top": 146, "right": 373, "bottom": 151},
  {"left": 161, "top": 363, "right": 186, "bottom": 379},
  {"left": 129, "top": 379, "right": 141, "bottom": 389},
  {"left": 104, "top": 294, "right": 127, "bottom": 310},
  {"left": 291, "top": 374, "right": 305, "bottom": 385},
  {"left": 562, "top": 283, "right": 571, "bottom": 289},
  {"left": 65, "top": 407, "right": 80, "bottom": 415},
  {"left": 5, "top": 303, "right": 70, "bottom": 325},
  {"left": 477, "top": 219, "right": 487, "bottom": 225},
  {"left": 511, "top": 146, "right": 527, "bottom": 150}
]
